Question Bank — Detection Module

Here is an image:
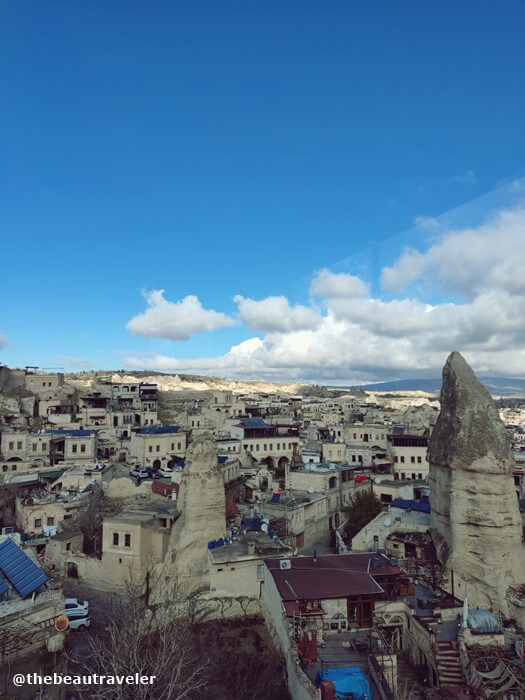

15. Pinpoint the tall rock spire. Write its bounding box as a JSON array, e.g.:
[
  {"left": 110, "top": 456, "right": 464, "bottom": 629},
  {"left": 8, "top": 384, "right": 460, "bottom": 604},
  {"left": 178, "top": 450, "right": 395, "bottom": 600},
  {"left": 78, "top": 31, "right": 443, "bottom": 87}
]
[{"left": 429, "top": 352, "right": 525, "bottom": 614}]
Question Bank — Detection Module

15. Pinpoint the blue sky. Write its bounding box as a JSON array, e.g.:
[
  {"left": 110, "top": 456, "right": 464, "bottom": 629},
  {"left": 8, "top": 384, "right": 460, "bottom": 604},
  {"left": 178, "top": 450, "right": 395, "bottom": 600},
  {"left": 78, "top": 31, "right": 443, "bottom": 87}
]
[{"left": 1, "top": 1, "right": 525, "bottom": 382}]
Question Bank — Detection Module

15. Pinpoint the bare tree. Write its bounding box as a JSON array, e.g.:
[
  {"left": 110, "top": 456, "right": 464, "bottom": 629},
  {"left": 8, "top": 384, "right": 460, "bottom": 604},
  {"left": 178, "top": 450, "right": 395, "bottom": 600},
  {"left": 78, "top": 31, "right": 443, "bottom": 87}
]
[
  {"left": 67, "top": 571, "right": 208, "bottom": 700},
  {"left": 70, "top": 483, "right": 123, "bottom": 557}
]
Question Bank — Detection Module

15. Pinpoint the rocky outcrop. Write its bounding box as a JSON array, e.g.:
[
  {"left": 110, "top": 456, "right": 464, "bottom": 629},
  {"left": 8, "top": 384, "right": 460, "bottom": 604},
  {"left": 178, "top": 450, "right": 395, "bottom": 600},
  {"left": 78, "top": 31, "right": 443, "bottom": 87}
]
[
  {"left": 402, "top": 403, "right": 438, "bottom": 436},
  {"left": 152, "top": 433, "right": 226, "bottom": 601},
  {"left": 429, "top": 352, "right": 525, "bottom": 614}
]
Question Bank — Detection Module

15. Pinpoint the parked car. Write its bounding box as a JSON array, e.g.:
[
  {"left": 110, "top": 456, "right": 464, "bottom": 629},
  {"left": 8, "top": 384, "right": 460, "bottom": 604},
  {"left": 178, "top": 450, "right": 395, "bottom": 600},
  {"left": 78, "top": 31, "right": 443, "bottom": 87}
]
[
  {"left": 67, "top": 612, "right": 91, "bottom": 631},
  {"left": 158, "top": 466, "right": 173, "bottom": 478},
  {"left": 130, "top": 468, "right": 149, "bottom": 480},
  {"left": 147, "top": 468, "right": 161, "bottom": 480},
  {"left": 64, "top": 598, "right": 89, "bottom": 615}
]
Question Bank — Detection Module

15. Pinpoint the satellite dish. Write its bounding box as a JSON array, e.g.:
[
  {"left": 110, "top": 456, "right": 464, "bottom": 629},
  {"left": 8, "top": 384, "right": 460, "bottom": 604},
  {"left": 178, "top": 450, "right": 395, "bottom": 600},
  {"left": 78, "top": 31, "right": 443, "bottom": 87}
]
[
  {"left": 384, "top": 518, "right": 391, "bottom": 527},
  {"left": 307, "top": 487, "right": 315, "bottom": 493},
  {"left": 374, "top": 478, "right": 381, "bottom": 484},
  {"left": 261, "top": 523, "right": 269, "bottom": 533}
]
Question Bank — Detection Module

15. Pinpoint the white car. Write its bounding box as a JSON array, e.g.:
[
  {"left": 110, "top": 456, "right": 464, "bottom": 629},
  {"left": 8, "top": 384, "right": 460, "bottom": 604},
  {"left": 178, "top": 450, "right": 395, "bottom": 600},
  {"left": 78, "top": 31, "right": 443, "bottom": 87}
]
[
  {"left": 65, "top": 598, "right": 89, "bottom": 615},
  {"left": 158, "top": 466, "right": 173, "bottom": 478},
  {"left": 68, "top": 613, "right": 91, "bottom": 631}
]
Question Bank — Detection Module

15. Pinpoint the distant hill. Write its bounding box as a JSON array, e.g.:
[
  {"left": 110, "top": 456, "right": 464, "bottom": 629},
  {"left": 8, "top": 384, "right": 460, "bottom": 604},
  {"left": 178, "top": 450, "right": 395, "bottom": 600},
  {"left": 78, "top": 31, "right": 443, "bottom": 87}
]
[{"left": 358, "top": 377, "right": 525, "bottom": 397}]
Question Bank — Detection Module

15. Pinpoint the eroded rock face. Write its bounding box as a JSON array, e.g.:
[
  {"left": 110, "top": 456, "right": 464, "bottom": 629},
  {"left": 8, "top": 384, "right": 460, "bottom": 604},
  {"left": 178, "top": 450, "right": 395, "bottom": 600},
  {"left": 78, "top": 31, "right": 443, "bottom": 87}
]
[
  {"left": 429, "top": 352, "right": 525, "bottom": 613},
  {"left": 152, "top": 433, "right": 226, "bottom": 601}
]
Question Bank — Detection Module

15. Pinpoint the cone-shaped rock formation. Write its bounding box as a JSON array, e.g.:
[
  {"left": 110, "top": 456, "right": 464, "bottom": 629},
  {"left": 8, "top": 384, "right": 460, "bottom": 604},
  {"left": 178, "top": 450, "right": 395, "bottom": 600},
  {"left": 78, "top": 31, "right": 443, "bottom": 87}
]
[{"left": 429, "top": 352, "right": 525, "bottom": 613}]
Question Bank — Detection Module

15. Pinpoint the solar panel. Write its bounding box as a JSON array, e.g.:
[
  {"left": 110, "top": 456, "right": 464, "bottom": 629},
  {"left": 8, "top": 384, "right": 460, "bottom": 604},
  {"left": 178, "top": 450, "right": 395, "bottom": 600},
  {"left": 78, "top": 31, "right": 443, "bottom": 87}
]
[{"left": 0, "top": 539, "right": 48, "bottom": 599}]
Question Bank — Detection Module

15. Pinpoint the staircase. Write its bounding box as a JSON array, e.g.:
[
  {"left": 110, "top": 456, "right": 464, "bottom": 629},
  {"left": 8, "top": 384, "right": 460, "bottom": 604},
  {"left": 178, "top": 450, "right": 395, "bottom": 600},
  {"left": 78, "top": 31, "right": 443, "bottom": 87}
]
[{"left": 434, "top": 641, "right": 466, "bottom": 691}]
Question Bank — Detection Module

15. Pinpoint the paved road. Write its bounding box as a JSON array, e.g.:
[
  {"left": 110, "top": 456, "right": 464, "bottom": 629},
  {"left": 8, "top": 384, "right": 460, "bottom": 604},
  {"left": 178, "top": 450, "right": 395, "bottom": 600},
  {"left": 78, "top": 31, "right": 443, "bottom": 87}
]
[{"left": 63, "top": 580, "right": 116, "bottom": 664}]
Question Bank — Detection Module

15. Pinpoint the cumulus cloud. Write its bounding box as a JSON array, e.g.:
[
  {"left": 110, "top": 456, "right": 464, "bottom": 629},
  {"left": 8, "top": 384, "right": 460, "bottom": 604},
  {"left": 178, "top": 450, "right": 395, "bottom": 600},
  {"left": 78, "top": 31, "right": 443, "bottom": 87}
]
[
  {"left": 382, "top": 206, "right": 525, "bottom": 296},
  {"left": 234, "top": 295, "right": 321, "bottom": 332},
  {"left": 125, "top": 203, "right": 525, "bottom": 382},
  {"left": 310, "top": 269, "right": 369, "bottom": 298},
  {"left": 127, "top": 290, "right": 237, "bottom": 341}
]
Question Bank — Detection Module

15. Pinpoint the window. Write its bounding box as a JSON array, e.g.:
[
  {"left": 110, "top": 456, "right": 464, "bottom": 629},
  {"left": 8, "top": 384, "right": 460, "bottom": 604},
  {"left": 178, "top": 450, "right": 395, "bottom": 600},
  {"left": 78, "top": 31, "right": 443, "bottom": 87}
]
[
  {"left": 63, "top": 514, "right": 72, "bottom": 520},
  {"left": 417, "top": 456, "right": 422, "bottom": 464},
  {"left": 256, "top": 444, "right": 259, "bottom": 451},
  {"left": 177, "top": 442, "right": 181, "bottom": 450},
  {"left": 418, "top": 473, "right": 423, "bottom": 480},
  {"left": 2, "top": 465, "right": 7, "bottom": 472},
  {"left": 411, "top": 456, "right": 415, "bottom": 463},
  {"left": 80, "top": 444, "right": 86, "bottom": 453},
  {"left": 269, "top": 444, "right": 272, "bottom": 450},
  {"left": 42, "top": 443, "right": 46, "bottom": 451},
  {"left": 66, "top": 542, "right": 71, "bottom": 551},
  {"left": 171, "top": 443, "right": 174, "bottom": 450},
  {"left": 156, "top": 445, "right": 160, "bottom": 452},
  {"left": 35, "top": 518, "right": 42, "bottom": 528},
  {"left": 400, "top": 456, "right": 405, "bottom": 464},
  {"left": 113, "top": 533, "right": 119, "bottom": 546},
  {"left": 263, "top": 444, "right": 267, "bottom": 451},
  {"left": 394, "top": 456, "right": 398, "bottom": 463},
  {"left": 411, "top": 473, "right": 416, "bottom": 480},
  {"left": 125, "top": 534, "right": 131, "bottom": 547},
  {"left": 17, "top": 441, "right": 22, "bottom": 450},
  {"left": 159, "top": 518, "right": 167, "bottom": 528},
  {"left": 351, "top": 455, "right": 356, "bottom": 462},
  {"left": 72, "top": 444, "right": 78, "bottom": 453},
  {"left": 47, "top": 517, "right": 54, "bottom": 526},
  {"left": 149, "top": 446, "right": 153, "bottom": 453},
  {"left": 8, "top": 441, "right": 14, "bottom": 450},
  {"left": 401, "top": 472, "right": 406, "bottom": 480},
  {"left": 11, "top": 465, "right": 16, "bottom": 471}
]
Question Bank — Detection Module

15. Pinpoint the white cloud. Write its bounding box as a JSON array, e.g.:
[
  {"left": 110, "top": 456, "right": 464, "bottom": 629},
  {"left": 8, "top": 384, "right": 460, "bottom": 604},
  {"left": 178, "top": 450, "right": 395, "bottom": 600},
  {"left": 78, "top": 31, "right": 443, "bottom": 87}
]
[
  {"left": 127, "top": 290, "right": 237, "bottom": 341},
  {"left": 413, "top": 215, "right": 440, "bottom": 230},
  {"left": 310, "top": 269, "right": 369, "bottom": 298},
  {"left": 381, "top": 206, "right": 525, "bottom": 296},
  {"left": 0, "top": 333, "right": 7, "bottom": 349},
  {"left": 125, "top": 203, "right": 525, "bottom": 382},
  {"left": 234, "top": 295, "right": 321, "bottom": 333},
  {"left": 56, "top": 357, "right": 95, "bottom": 369}
]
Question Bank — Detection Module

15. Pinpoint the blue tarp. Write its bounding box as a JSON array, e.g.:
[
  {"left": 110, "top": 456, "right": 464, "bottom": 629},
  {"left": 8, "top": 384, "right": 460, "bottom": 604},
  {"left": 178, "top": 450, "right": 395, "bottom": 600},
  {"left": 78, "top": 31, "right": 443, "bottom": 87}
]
[
  {"left": 391, "top": 498, "right": 430, "bottom": 513},
  {"left": 467, "top": 609, "right": 501, "bottom": 634},
  {"left": 315, "top": 667, "right": 372, "bottom": 700}
]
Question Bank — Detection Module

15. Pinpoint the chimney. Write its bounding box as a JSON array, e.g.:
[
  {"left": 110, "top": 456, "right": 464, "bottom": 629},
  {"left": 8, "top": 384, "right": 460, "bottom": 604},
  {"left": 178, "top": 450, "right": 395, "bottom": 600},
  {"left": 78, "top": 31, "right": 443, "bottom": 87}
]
[
  {"left": 247, "top": 541, "right": 256, "bottom": 556},
  {"left": 313, "top": 549, "right": 317, "bottom": 566}
]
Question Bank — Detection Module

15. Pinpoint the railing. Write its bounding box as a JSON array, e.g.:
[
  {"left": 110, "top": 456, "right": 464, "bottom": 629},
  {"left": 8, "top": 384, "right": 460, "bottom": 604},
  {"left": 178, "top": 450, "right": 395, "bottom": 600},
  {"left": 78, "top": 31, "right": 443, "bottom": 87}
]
[{"left": 368, "top": 654, "right": 396, "bottom": 700}]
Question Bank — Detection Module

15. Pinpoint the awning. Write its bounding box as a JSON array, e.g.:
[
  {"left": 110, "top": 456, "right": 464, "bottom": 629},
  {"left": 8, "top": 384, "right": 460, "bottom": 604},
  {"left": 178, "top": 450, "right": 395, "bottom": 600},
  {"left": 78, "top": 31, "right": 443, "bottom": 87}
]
[{"left": 39, "top": 470, "right": 65, "bottom": 480}]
